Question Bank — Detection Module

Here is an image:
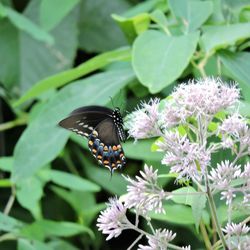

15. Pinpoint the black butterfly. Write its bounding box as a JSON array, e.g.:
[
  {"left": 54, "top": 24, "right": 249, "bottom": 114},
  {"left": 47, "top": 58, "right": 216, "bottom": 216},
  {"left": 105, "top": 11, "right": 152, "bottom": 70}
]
[{"left": 58, "top": 106, "right": 127, "bottom": 173}]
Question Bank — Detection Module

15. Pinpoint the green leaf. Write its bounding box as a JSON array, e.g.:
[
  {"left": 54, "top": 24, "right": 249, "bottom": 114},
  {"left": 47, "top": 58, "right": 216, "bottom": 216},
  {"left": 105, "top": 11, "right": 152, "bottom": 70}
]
[
  {"left": 18, "top": 0, "right": 78, "bottom": 95},
  {"left": 51, "top": 186, "right": 105, "bottom": 225},
  {"left": 123, "top": 139, "right": 164, "bottom": 161},
  {"left": 16, "top": 177, "right": 43, "bottom": 218},
  {"left": 0, "top": 156, "right": 13, "bottom": 172},
  {"left": 1, "top": 0, "right": 78, "bottom": 96},
  {"left": 200, "top": 22, "right": 250, "bottom": 52},
  {"left": 123, "top": 0, "right": 158, "bottom": 18},
  {"left": 79, "top": 157, "right": 127, "bottom": 196},
  {"left": 12, "top": 69, "right": 135, "bottom": 181},
  {"left": 150, "top": 9, "right": 169, "bottom": 33},
  {"left": 132, "top": 30, "right": 199, "bottom": 93},
  {"left": 3, "top": 5, "right": 53, "bottom": 44},
  {"left": 48, "top": 239, "right": 79, "bottom": 250},
  {"left": 169, "top": 0, "right": 213, "bottom": 32},
  {"left": 20, "top": 219, "right": 94, "bottom": 241},
  {"left": 43, "top": 169, "right": 100, "bottom": 192},
  {"left": 40, "top": 0, "right": 80, "bottom": 31},
  {"left": 112, "top": 13, "right": 150, "bottom": 43},
  {"left": 14, "top": 47, "right": 131, "bottom": 107},
  {"left": 18, "top": 239, "right": 53, "bottom": 250},
  {"left": 219, "top": 51, "right": 250, "bottom": 101},
  {"left": 0, "top": 19, "right": 19, "bottom": 90},
  {"left": 239, "top": 101, "right": 250, "bottom": 117},
  {"left": 171, "top": 187, "right": 207, "bottom": 230},
  {"left": 149, "top": 204, "right": 195, "bottom": 224},
  {"left": 171, "top": 186, "right": 196, "bottom": 206},
  {"left": 78, "top": 0, "right": 130, "bottom": 52},
  {"left": 192, "top": 192, "right": 207, "bottom": 231},
  {"left": 0, "top": 212, "right": 24, "bottom": 233}
]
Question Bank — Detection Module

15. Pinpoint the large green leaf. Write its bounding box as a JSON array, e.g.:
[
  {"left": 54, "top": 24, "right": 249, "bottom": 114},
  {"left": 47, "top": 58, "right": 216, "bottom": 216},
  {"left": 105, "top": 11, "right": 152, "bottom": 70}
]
[
  {"left": 112, "top": 13, "right": 150, "bottom": 43},
  {"left": 40, "top": 0, "right": 80, "bottom": 31},
  {"left": 149, "top": 204, "right": 195, "bottom": 224},
  {"left": 18, "top": 239, "right": 53, "bottom": 250},
  {"left": 20, "top": 220, "right": 93, "bottom": 241},
  {"left": 0, "top": 19, "right": 18, "bottom": 90},
  {"left": 0, "top": 212, "right": 24, "bottom": 233},
  {"left": 51, "top": 186, "right": 105, "bottom": 225},
  {"left": 172, "top": 186, "right": 207, "bottom": 230},
  {"left": 0, "top": 3, "right": 53, "bottom": 44},
  {"left": 0, "top": 0, "right": 78, "bottom": 96},
  {"left": 132, "top": 30, "right": 199, "bottom": 93},
  {"left": 19, "top": 0, "right": 78, "bottom": 94},
  {"left": 12, "top": 69, "right": 135, "bottom": 182},
  {"left": 41, "top": 169, "right": 100, "bottom": 192},
  {"left": 79, "top": 156, "right": 127, "bottom": 196},
  {"left": 169, "top": 0, "right": 213, "bottom": 32},
  {"left": 0, "top": 156, "right": 13, "bottom": 172},
  {"left": 219, "top": 51, "right": 250, "bottom": 101},
  {"left": 200, "top": 22, "right": 250, "bottom": 52},
  {"left": 78, "top": 0, "right": 130, "bottom": 52},
  {"left": 14, "top": 47, "right": 131, "bottom": 107},
  {"left": 16, "top": 176, "right": 43, "bottom": 219},
  {"left": 123, "top": 139, "right": 164, "bottom": 161}
]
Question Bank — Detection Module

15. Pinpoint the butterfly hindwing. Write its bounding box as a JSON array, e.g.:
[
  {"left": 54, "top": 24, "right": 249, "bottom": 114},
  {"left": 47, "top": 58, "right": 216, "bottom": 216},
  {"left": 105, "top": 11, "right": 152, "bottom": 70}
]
[{"left": 88, "top": 119, "right": 126, "bottom": 173}]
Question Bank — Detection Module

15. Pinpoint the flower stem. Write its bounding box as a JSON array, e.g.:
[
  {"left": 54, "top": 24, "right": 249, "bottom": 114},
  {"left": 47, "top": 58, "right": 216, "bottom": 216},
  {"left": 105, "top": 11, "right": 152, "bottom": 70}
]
[
  {"left": 200, "top": 220, "right": 212, "bottom": 250},
  {"left": 127, "top": 234, "right": 143, "bottom": 250},
  {"left": 205, "top": 176, "right": 228, "bottom": 250},
  {"left": 4, "top": 186, "right": 16, "bottom": 215}
]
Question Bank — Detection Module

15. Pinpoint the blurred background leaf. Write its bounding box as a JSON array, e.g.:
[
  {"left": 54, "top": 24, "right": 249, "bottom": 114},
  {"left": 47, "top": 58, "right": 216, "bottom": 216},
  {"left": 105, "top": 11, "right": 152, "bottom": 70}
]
[{"left": 0, "top": 0, "right": 250, "bottom": 249}]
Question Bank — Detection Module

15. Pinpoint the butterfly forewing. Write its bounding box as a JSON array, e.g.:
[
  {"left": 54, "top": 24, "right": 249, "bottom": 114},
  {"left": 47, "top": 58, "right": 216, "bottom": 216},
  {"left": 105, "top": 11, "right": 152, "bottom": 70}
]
[{"left": 59, "top": 106, "right": 113, "bottom": 137}]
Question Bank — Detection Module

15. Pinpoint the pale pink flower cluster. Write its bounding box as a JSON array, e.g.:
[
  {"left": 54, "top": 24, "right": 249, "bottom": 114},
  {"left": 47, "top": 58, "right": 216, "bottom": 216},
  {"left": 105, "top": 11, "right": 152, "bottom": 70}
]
[
  {"left": 158, "top": 131, "right": 210, "bottom": 180},
  {"left": 223, "top": 222, "right": 250, "bottom": 235},
  {"left": 218, "top": 113, "right": 250, "bottom": 151},
  {"left": 138, "top": 229, "right": 176, "bottom": 250},
  {"left": 171, "top": 78, "right": 239, "bottom": 116},
  {"left": 124, "top": 165, "right": 171, "bottom": 215},
  {"left": 126, "top": 99, "right": 161, "bottom": 139},
  {"left": 209, "top": 161, "right": 250, "bottom": 205},
  {"left": 97, "top": 165, "right": 184, "bottom": 248},
  {"left": 223, "top": 222, "right": 250, "bottom": 249},
  {"left": 97, "top": 197, "right": 128, "bottom": 240}
]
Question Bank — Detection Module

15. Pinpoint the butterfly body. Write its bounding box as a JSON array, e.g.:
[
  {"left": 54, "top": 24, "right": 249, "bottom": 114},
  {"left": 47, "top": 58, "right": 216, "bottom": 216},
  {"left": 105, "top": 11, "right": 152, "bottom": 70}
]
[{"left": 59, "top": 106, "right": 126, "bottom": 173}]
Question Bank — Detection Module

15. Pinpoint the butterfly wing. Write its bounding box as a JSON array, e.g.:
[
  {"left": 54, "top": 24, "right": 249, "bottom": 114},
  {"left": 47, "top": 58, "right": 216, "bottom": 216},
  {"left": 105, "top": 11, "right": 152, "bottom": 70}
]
[
  {"left": 88, "top": 118, "right": 126, "bottom": 172},
  {"left": 58, "top": 106, "right": 113, "bottom": 137},
  {"left": 95, "top": 118, "right": 120, "bottom": 145}
]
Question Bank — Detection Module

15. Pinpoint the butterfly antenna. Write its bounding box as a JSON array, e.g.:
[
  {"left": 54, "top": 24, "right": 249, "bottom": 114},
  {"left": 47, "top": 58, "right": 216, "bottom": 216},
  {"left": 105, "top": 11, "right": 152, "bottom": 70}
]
[{"left": 109, "top": 96, "right": 115, "bottom": 109}]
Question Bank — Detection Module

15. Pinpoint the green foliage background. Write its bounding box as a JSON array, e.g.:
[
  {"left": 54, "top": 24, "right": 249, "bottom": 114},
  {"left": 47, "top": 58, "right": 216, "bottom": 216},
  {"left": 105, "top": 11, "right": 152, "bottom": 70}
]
[{"left": 0, "top": 0, "right": 250, "bottom": 249}]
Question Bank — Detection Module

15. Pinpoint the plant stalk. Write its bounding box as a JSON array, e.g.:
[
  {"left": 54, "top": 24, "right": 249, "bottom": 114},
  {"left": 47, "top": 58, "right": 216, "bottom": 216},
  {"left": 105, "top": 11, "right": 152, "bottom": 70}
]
[{"left": 206, "top": 176, "right": 228, "bottom": 249}]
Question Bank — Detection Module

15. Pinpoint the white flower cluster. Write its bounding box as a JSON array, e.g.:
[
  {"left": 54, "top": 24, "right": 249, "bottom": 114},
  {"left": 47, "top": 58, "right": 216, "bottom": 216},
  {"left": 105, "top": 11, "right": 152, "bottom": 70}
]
[
  {"left": 98, "top": 78, "right": 249, "bottom": 250},
  {"left": 96, "top": 165, "right": 190, "bottom": 249},
  {"left": 158, "top": 131, "right": 211, "bottom": 181},
  {"left": 209, "top": 161, "right": 250, "bottom": 205},
  {"left": 124, "top": 165, "right": 171, "bottom": 215}
]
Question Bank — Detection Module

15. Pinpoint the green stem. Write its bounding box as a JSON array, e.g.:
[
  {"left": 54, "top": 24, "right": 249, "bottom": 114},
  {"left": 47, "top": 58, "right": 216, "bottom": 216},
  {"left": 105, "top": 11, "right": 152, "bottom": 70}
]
[
  {"left": 0, "top": 116, "right": 27, "bottom": 131},
  {"left": 200, "top": 220, "right": 212, "bottom": 250},
  {"left": 4, "top": 186, "right": 16, "bottom": 215},
  {"left": 0, "top": 233, "right": 17, "bottom": 242},
  {"left": 206, "top": 176, "right": 228, "bottom": 250}
]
